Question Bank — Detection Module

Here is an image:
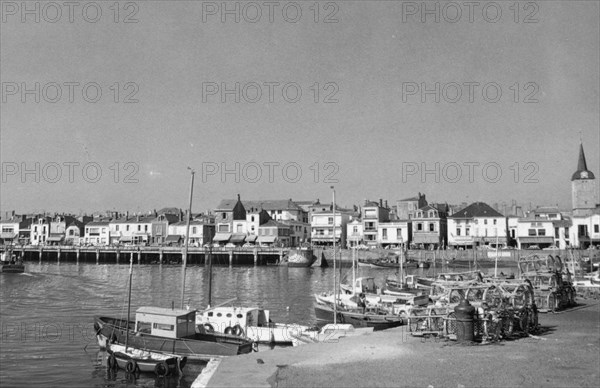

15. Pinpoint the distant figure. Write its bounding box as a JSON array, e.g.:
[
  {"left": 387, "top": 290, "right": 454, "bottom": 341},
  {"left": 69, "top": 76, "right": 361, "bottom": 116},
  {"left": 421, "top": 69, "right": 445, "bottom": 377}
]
[{"left": 357, "top": 293, "right": 367, "bottom": 314}]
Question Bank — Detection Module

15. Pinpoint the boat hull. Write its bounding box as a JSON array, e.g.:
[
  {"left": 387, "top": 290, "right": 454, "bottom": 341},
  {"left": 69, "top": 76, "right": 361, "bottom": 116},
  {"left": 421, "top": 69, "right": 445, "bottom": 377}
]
[
  {"left": 0, "top": 263, "right": 25, "bottom": 273},
  {"left": 107, "top": 344, "right": 185, "bottom": 376},
  {"left": 95, "top": 316, "right": 254, "bottom": 360},
  {"left": 313, "top": 303, "right": 404, "bottom": 331}
]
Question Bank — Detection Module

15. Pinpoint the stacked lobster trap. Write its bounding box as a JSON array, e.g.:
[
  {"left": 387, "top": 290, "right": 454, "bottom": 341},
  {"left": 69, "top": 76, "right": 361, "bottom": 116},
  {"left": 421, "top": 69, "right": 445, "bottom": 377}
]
[{"left": 407, "top": 281, "right": 539, "bottom": 342}]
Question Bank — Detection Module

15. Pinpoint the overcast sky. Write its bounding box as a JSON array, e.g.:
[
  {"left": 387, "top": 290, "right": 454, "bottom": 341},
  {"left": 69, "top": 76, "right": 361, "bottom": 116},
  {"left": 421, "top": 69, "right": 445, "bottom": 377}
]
[{"left": 1, "top": 0, "right": 598, "bottom": 215}]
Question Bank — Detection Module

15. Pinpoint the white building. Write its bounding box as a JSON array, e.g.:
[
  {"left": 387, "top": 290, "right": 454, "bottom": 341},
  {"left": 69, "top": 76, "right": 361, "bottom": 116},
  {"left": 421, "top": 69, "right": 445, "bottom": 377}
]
[{"left": 447, "top": 202, "right": 507, "bottom": 248}]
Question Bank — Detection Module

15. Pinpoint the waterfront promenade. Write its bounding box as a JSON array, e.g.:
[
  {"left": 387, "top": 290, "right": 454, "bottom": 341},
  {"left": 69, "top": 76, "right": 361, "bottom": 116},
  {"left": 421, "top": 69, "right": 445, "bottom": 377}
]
[{"left": 197, "top": 300, "right": 600, "bottom": 387}]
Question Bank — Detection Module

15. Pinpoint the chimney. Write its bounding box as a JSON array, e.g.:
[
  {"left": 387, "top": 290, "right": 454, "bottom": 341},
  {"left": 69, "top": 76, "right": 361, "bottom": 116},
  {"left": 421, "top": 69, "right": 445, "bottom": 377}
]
[
  {"left": 237, "top": 193, "right": 241, "bottom": 201},
  {"left": 385, "top": 200, "right": 388, "bottom": 208},
  {"left": 126, "top": 211, "right": 129, "bottom": 219},
  {"left": 379, "top": 199, "right": 383, "bottom": 207},
  {"left": 136, "top": 215, "right": 140, "bottom": 222}
]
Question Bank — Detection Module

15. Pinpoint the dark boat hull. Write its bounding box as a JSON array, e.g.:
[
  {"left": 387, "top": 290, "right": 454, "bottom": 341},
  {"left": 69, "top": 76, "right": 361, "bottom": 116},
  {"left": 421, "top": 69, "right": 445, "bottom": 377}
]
[
  {"left": 95, "top": 316, "right": 253, "bottom": 360},
  {"left": 0, "top": 264, "right": 25, "bottom": 273},
  {"left": 313, "top": 304, "right": 404, "bottom": 331}
]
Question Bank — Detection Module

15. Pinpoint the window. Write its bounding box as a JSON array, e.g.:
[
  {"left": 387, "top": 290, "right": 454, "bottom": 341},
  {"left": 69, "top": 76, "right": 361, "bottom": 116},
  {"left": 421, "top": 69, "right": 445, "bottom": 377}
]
[
  {"left": 126, "top": 225, "right": 130, "bottom": 231},
  {"left": 328, "top": 217, "right": 333, "bottom": 225},
  {"left": 397, "top": 228, "right": 402, "bottom": 237},
  {"left": 554, "top": 227, "right": 559, "bottom": 238},
  {"left": 484, "top": 219, "right": 488, "bottom": 225},
  {"left": 192, "top": 227, "right": 197, "bottom": 234},
  {"left": 218, "top": 224, "right": 229, "bottom": 232},
  {"left": 429, "top": 223, "right": 435, "bottom": 232},
  {"left": 528, "top": 229, "right": 536, "bottom": 236},
  {"left": 222, "top": 213, "right": 226, "bottom": 219},
  {"left": 465, "top": 228, "right": 470, "bottom": 236},
  {"left": 382, "top": 229, "right": 387, "bottom": 240},
  {"left": 137, "top": 225, "right": 141, "bottom": 232},
  {"left": 145, "top": 225, "right": 148, "bottom": 232},
  {"left": 493, "top": 219, "right": 497, "bottom": 225},
  {"left": 153, "top": 323, "right": 174, "bottom": 331},
  {"left": 417, "top": 223, "right": 423, "bottom": 231},
  {"left": 137, "top": 321, "right": 151, "bottom": 334},
  {"left": 353, "top": 226, "right": 358, "bottom": 233},
  {"left": 595, "top": 225, "right": 599, "bottom": 233},
  {"left": 237, "top": 224, "right": 242, "bottom": 233},
  {"left": 251, "top": 216, "right": 255, "bottom": 222},
  {"left": 116, "top": 225, "right": 119, "bottom": 231},
  {"left": 538, "top": 229, "right": 545, "bottom": 236}
]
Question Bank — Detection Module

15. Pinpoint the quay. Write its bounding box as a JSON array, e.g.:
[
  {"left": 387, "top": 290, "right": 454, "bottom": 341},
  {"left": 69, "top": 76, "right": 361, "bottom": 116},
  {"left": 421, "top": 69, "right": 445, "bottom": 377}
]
[
  {"left": 195, "top": 300, "right": 600, "bottom": 387},
  {"left": 5, "top": 245, "right": 290, "bottom": 266}
]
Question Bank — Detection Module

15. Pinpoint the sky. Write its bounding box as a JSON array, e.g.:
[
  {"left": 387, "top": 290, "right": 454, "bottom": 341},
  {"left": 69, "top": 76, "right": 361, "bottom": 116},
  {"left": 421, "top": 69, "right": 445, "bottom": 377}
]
[{"left": 1, "top": 0, "right": 599, "bottom": 215}]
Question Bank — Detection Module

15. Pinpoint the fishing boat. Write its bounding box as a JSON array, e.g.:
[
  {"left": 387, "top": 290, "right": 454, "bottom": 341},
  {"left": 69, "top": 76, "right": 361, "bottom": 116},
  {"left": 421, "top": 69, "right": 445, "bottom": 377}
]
[
  {"left": 96, "top": 170, "right": 255, "bottom": 360},
  {"left": 106, "top": 343, "right": 186, "bottom": 376},
  {"left": 313, "top": 297, "right": 404, "bottom": 331},
  {"left": 0, "top": 248, "right": 24, "bottom": 273},
  {"left": 284, "top": 248, "right": 317, "bottom": 267},
  {"left": 196, "top": 305, "right": 312, "bottom": 345}
]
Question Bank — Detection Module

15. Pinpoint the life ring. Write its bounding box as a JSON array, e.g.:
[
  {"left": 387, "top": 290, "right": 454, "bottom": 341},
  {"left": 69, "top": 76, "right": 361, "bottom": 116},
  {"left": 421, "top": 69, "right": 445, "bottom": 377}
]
[
  {"left": 125, "top": 360, "right": 139, "bottom": 373},
  {"left": 252, "top": 342, "right": 259, "bottom": 352},
  {"left": 154, "top": 361, "right": 169, "bottom": 377},
  {"left": 107, "top": 354, "right": 117, "bottom": 370},
  {"left": 204, "top": 323, "right": 215, "bottom": 332},
  {"left": 233, "top": 324, "right": 244, "bottom": 337},
  {"left": 224, "top": 326, "right": 234, "bottom": 335}
]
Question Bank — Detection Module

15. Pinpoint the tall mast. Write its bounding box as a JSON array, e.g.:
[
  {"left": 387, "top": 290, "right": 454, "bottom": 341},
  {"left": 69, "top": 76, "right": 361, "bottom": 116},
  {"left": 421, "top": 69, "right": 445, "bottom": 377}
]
[
  {"left": 208, "top": 227, "right": 213, "bottom": 307},
  {"left": 331, "top": 186, "right": 337, "bottom": 324},
  {"left": 181, "top": 168, "right": 195, "bottom": 309},
  {"left": 125, "top": 253, "right": 133, "bottom": 352}
]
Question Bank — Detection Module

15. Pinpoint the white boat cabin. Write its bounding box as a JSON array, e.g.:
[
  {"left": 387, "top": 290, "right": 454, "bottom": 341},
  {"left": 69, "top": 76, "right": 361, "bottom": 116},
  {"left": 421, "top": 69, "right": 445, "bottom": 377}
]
[
  {"left": 135, "top": 307, "right": 197, "bottom": 339},
  {"left": 348, "top": 277, "right": 379, "bottom": 294},
  {"left": 197, "top": 307, "right": 270, "bottom": 332}
]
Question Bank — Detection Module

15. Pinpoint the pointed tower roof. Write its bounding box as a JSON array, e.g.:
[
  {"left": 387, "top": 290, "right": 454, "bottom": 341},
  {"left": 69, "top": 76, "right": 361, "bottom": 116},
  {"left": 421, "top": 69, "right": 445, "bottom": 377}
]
[{"left": 571, "top": 143, "right": 595, "bottom": 181}]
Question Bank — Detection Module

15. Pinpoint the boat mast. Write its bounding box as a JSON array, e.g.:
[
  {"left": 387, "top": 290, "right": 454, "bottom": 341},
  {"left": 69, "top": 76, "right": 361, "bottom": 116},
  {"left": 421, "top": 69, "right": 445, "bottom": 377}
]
[
  {"left": 125, "top": 254, "right": 133, "bottom": 352},
  {"left": 331, "top": 186, "right": 337, "bottom": 325},
  {"left": 208, "top": 227, "right": 213, "bottom": 308},
  {"left": 181, "top": 168, "right": 195, "bottom": 309},
  {"left": 352, "top": 244, "right": 356, "bottom": 294},
  {"left": 494, "top": 235, "right": 499, "bottom": 278},
  {"left": 399, "top": 237, "right": 404, "bottom": 286}
]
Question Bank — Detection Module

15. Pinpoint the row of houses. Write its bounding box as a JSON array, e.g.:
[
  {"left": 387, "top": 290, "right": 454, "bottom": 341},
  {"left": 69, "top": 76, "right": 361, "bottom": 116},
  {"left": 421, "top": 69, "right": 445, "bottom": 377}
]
[{"left": 1, "top": 145, "right": 599, "bottom": 249}]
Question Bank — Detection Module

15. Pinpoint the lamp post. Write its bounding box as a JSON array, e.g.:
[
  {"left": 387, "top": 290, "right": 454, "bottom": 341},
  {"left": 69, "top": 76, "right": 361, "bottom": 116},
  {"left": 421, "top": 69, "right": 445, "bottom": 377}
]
[{"left": 331, "top": 186, "right": 337, "bottom": 324}]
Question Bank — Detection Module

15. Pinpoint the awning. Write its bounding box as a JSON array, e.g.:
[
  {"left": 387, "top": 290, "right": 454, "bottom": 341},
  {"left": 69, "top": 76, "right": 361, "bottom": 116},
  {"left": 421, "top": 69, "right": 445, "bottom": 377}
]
[
  {"left": 230, "top": 234, "right": 246, "bottom": 243},
  {"left": 518, "top": 236, "right": 554, "bottom": 244},
  {"left": 413, "top": 234, "right": 440, "bottom": 244},
  {"left": 165, "top": 235, "right": 182, "bottom": 243},
  {"left": 213, "top": 233, "right": 231, "bottom": 242},
  {"left": 119, "top": 236, "right": 133, "bottom": 242},
  {"left": 0, "top": 232, "right": 16, "bottom": 239},
  {"left": 47, "top": 234, "right": 64, "bottom": 242},
  {"left": 245, "top": 235, "right": 257, "bottom": 242},
  {"left": 311, "top": 236, "right": 340, "bottom": 242},
  {"left": 257, "top": 236, "right": 277, "bottom": 243}
]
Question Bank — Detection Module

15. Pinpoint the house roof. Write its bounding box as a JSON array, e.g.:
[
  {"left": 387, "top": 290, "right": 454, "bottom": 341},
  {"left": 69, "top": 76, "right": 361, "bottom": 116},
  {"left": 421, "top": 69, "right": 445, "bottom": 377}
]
[
  {"left": 157, "top": 207, "right": 180, "bottom": 215},
  {"left": 449, "top": 202, "right": 504, "bottom": 219},
  {"left": 218, "top": 199, "right": 305, "bottom": 213},
  {"left": 86, "top": 221, "right": 110, "bottom": 226}
]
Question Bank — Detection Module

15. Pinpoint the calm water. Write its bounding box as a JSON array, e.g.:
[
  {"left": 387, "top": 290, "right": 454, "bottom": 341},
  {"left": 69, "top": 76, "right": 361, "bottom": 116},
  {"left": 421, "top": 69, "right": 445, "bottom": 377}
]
[{"left": 0, "top": 261, "right": 515, "bottom": 387}]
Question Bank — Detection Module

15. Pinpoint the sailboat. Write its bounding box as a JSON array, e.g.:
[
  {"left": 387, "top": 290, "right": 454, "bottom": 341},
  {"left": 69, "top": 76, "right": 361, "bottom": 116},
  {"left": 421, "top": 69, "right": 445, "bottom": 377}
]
[
  {"left": 105, "top": 256, "right": 186, "bottom": 376},
  {"left": 313, "top": 190, "right": 405, "bottom": 330},
  {"left": 95, "top": 170, "right": 255, "bottom": 360}
]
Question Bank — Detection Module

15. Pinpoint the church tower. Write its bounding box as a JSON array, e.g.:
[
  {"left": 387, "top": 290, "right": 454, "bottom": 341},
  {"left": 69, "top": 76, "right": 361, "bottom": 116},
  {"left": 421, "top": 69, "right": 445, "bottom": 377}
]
[{"left": 571, "top": 143, "right": 597, "bottom": 217}]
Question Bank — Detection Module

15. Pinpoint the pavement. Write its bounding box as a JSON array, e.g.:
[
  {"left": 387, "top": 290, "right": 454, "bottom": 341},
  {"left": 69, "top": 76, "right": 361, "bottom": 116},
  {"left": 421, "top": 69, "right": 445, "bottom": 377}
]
[{"left": 194, "top": 300, "right": 600, "bottom": 388}]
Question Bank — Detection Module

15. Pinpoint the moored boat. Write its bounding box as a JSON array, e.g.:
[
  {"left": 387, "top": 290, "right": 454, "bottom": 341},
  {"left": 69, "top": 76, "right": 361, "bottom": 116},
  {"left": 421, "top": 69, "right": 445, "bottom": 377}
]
[
  {"left": 95, "top": 307, "right": 255, "bottom": 360},
  {"left": 106, "top": 343, "right": 186, "bottom": 376},
  {"left": 0, "top": 249, "right": 25, "bottom": 274},
  {"left": 196, "top": 306, "right": 312, "bottom": 345},
  {"left": 290, "top": 323, "right": 373, "bottom": 346},
  {"left": 313, "top": 300, "right": 404, "bottom": 331}
]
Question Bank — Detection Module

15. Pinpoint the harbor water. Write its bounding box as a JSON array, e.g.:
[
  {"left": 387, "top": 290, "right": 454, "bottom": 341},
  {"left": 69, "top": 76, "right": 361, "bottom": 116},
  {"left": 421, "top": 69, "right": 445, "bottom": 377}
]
[{"left": 0, "top": 260, "right": 516, "bottom": 387}]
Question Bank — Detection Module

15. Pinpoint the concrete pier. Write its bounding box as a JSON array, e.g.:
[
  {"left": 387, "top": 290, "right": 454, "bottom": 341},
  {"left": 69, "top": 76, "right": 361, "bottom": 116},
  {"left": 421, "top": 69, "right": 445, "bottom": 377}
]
[{"left": 195, "top": 301, "right": 600, "bottom": 388}]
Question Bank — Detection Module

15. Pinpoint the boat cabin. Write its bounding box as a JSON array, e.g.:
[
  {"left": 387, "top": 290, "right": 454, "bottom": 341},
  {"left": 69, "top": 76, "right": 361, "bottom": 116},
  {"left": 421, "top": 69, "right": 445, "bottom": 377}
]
[
  {"left": 198, "top": 307, "right": 270, "bottom": 332},
  {"left": 350, "top": 277, "right": 379, "bottom": 294},
  {"left": 135, "top": 307, "right": 197, "bottom": 339}
]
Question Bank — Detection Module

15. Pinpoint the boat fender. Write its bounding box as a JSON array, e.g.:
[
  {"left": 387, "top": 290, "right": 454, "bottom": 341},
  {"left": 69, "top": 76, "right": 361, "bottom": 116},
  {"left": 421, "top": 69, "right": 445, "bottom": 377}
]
[
  {"left": 154, "top": 361, "right": 169, "bottom": 377},
  {"left": 204, "top": 323, "right": 215, "bottom": 332},
  {"left": 107, "top": 354, "right": 117, "bottom": 370},
  {"left": 125, "top": 360, "right": 139, "bottom": 373},
  {"left": 224, "top": 326, "right": 234, "bottom": 335},
  {"left": 252, "top": 342, "right": 259, "bottom": 352},
  {"left": 233, "top": 324, "right": 244, "bottom": 337}
]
